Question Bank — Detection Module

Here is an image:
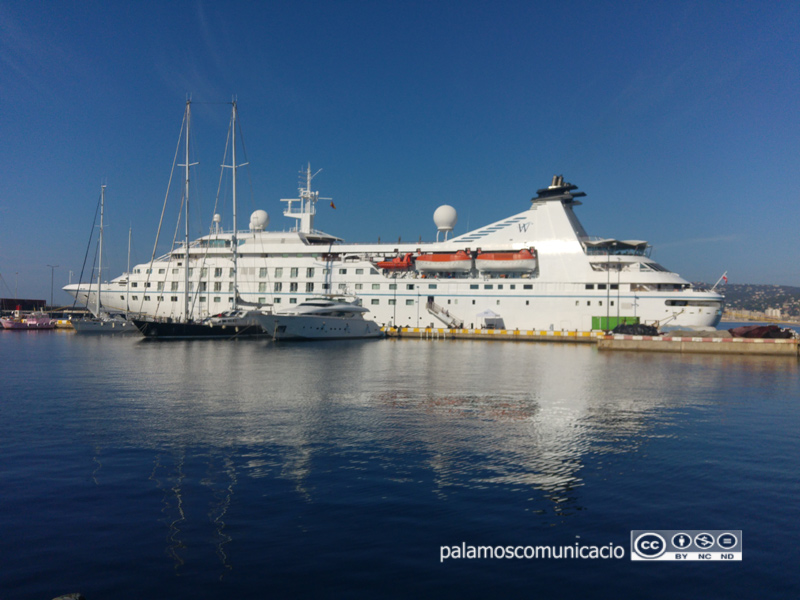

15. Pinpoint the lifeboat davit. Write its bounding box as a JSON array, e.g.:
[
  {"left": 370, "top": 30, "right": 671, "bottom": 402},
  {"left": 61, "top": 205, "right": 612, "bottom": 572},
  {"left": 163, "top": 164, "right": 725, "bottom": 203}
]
[
  {"left": 475, "top": 249, "right": 537, "bottom": 272},
  {"left": 376, "top": 253, "right": 414, "bottom": 270},
  {"left": 415, "top": 250, "right": 473, "bottom": 273}
]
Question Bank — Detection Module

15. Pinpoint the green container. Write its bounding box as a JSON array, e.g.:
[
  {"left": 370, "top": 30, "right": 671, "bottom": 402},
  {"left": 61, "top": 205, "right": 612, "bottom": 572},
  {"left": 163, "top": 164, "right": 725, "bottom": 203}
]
[{"left": 592, "top": 316, "right": 640, "bottom": 330}]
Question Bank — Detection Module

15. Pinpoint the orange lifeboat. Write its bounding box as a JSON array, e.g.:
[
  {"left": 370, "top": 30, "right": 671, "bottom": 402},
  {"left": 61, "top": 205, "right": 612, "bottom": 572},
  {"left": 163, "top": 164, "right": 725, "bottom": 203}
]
[
  {"left": 376, "top": 253, "right": 414, "bottom": 270},
  {"left": 475, "top": 248, "right": 537, "bottom": 272},
  {"left": 415, "top": 250, "right": 473, "bottom": 273}
]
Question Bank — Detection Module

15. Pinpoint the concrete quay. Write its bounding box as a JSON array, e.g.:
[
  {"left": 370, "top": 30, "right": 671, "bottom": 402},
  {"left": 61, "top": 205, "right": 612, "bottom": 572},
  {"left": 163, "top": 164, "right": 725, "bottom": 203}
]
[
  {"left": 384, "top": 327, "right": 799, "bottom": 356},
  {"left": 598, "top": 334, "right": 798, "bottom": 356},
  {"left": 385, "top": 326, "right": 602, "bottom": 343}
]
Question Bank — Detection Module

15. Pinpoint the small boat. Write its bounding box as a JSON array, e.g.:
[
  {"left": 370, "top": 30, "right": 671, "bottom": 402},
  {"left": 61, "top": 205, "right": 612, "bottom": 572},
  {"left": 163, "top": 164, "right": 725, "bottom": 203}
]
[
  {"left": 376, "top": 253, "right": 414, "bottom": 270},
  {"left": 414, "top": 250, "right": 472, "bottom": 273},
  {"left": 253, "top": 297, "right": 383, "bottom": 341},
  {"left": 475, "top": 248, "right": 537, "bottom": 272},
  {"left": 72, "top": 313, "right": 140, "bottom": 334},
  {"left": 1, "top": 312, "right": 56, "bottom": 330}
]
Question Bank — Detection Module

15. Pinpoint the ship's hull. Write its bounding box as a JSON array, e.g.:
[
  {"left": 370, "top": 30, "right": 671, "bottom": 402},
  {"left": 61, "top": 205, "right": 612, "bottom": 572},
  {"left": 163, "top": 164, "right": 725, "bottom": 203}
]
[
  {"left": 72, "top": 317, "right": 141, "bottom": 334},
  {"left": 254, "top": 313, "right": 384, "bottom": 341},
  {"left": 71, "top": 278, "right": 723, "bottom": 333},
  {"left": 1, "top": 317, "right": 56, "bottom": 330},
  {"left": 131, "top": 319, "right": 265, "bottom": 340}
]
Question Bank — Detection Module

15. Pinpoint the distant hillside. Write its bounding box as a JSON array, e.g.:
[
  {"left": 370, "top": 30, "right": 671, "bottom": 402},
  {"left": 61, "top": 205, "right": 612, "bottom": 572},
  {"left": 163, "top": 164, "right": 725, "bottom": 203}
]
[{"left": 695, "top": 283, "right": 800, "bottom": 319}]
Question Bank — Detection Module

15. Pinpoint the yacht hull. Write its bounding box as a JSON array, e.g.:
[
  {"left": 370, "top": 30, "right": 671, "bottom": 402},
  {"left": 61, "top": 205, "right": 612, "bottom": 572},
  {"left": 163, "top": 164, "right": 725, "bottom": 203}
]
[
  {"left": 1, "top": 316, "right": 56, "bottom": 330},
  {"left": 255, "top": 313, "right": 384, "bottom": 341},
  {"left": 72, "top": 317, "right": 141, "bottom": 334},
  {"left": 131, "top": 319, "right": 265, "bottom": 340}
]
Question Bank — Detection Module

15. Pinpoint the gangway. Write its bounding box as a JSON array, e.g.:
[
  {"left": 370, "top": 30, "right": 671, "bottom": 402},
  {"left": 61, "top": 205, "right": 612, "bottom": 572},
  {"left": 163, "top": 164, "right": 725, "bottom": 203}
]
[{"left": 426, "top": 298, "right": 463, "bottom": 328}]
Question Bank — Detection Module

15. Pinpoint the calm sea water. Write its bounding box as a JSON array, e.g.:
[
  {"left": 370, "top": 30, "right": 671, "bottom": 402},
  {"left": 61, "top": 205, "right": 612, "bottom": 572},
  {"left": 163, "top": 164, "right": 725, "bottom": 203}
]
[{"left": 1, "top": 330, "right": 798, "bottom": 599}]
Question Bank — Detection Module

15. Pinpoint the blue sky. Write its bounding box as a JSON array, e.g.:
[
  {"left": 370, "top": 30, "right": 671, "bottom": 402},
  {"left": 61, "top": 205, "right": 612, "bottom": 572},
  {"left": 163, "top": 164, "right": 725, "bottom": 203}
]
[{"left": 1, "top": 0, "right": 798, "bottom": 304}]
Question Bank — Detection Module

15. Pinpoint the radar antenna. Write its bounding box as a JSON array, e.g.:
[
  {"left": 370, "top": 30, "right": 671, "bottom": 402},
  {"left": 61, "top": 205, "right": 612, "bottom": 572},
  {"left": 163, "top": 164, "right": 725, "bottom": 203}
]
[{"left": 281, "top": 163, "right": 332, "bottom": 234}]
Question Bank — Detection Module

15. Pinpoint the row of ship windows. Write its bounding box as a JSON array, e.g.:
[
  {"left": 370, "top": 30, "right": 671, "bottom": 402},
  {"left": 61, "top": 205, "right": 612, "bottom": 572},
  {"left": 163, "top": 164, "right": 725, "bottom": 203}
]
[
  {"left": 124, "top": 283, "right": 690, "bottom": 299},
  {"left": 127, "top": 280, "right": 542, "bottom": 292},
  {"left": 135, "top": 266, "right": 548, "bottom": 282},
  {"left": 127, "top": 295, "right": 233, "bottom": 303},
  {"left": 123, "top": 295, "right": 524, "bottom": 308},
  {"left": 130, "top": 266, "right": 675, "bottom": 293},
  {"left": 122, "top": 296, "right": 614, "bottom": 311},
  {"left": 122, "top": 295, "right": 708, "bottom": 310},
  {"left": 125, "top": 294, "right": 422, "bottom": 306},
  {"left": 132, "top": 267, "right": 376, "bottom": 278},
  {"left": 586, "top": 283, "right": 687, "bottom": 292},
  {"left": 128, "top": 271, "right": 657, "bottom": 293},
  {"left": 130, "top": 281, "right": 237, "bottom": 291},
  {"left": 120, "top": 295, "right": 581, "bottom": 309},
  {"left": 134, "top": 267, "right": 236, "bottom": 277},
  {"left": 126, "top": 281, "right": 652, "bottom": 294}
]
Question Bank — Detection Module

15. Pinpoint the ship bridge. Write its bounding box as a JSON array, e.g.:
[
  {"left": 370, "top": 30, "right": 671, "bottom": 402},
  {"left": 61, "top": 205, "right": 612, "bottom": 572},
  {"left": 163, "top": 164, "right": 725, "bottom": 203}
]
[{"left": 581, "top": 238, "right": 649, "bottom": 256}]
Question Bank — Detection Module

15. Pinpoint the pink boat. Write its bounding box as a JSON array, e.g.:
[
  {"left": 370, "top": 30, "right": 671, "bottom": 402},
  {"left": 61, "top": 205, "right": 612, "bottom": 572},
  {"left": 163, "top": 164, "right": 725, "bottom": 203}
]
[{"left": 1, "top": 312, "right": 56, "bottom": 330}]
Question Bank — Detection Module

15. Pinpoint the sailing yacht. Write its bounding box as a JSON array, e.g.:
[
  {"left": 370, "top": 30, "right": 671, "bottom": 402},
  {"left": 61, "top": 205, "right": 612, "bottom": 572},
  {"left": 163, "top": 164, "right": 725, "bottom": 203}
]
[
  {"left": 65, "top": 105, "right": 725, "bottom": 333},
  {"left": 129, "top": 100, "right": 266, "bottom": 339},
  {"left": 72, "top": 185, "right": 139, "bottom": 334}
]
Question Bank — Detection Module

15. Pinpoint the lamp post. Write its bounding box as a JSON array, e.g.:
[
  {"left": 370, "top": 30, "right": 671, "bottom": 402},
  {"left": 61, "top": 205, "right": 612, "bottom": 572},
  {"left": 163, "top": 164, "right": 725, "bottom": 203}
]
[{"left": 47, "top": 264, "right": 59, "bottom": 308}]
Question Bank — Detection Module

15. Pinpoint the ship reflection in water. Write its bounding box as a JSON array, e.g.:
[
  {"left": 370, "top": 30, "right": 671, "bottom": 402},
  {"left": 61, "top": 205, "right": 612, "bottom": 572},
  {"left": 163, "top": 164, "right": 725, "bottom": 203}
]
[
  {"left": 8, "top": 333, "right": 796, "bottom": 596},
  {"left": 79, "top": 339, "right": 767, "bottom": 536}
]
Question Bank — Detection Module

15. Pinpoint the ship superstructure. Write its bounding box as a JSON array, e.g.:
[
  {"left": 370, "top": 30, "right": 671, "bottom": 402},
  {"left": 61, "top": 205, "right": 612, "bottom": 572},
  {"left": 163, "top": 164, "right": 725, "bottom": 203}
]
[{"left": 65, "top": 168, "right": 723, "bottom": 331}]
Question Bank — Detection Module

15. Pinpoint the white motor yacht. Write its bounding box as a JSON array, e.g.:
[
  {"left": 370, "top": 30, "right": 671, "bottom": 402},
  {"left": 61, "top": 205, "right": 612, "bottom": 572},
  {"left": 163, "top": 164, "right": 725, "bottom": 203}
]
[{"left": 254, "top": 297, "right": 383, "bottom": 341}]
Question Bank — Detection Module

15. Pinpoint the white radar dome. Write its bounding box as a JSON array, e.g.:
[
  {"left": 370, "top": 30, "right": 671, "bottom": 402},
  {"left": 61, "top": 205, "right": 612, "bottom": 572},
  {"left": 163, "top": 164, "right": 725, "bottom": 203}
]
[
  {"left": 249, "top": 209, "right": 269, "bottom": 231},
  {"left": 433, "top": 205, "right": 457, "bottom": 232},
  {"left": 213, "top": 213, "right": 222, "bottom": 224}
]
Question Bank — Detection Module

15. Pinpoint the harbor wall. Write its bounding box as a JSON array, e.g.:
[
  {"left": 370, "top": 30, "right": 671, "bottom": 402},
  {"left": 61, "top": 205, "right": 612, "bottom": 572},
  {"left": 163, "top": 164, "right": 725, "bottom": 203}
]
[
  {"left": 597, "top": 335, "right": 798, "bottom": 356},
  {"left": 387, "top": 327, "right": 603, "bottom": 343},
  {"left": 385, "top": 327, "right": 799, "bottom": 356}
]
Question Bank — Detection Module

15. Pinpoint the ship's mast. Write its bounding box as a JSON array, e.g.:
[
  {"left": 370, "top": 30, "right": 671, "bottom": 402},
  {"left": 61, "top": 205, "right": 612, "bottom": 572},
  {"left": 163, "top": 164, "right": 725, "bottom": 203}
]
[
  {"left": 183, "top": 100, "right": 191, "bottom": 321},
  {"left": 96, "top": 184, "right": 105, "bottom": 317},
  {"left": 231, "top": 101, "right": 238, "bottom": 311},
  {"left": 126, "top": 225, "right": 131, "bottom": 316},
  {"left": 223, "top": 99, "right": 248, "bottom": 311}
]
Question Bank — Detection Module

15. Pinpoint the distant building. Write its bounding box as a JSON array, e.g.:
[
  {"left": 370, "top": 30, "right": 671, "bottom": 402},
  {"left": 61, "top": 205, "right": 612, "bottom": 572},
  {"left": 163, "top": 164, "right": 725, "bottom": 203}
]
[
  {"left": 0, "top": 298, "right": 47, "bottom": 312},
  {"left": 765, "top": 308, "right": 782, "bottom": 319}
]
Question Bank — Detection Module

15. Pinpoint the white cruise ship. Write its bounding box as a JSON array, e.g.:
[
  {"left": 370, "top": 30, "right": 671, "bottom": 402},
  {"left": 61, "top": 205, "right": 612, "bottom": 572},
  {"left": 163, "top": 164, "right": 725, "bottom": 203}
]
[{"left": 65, "top": 169, "right": 724, "bottom": 332}]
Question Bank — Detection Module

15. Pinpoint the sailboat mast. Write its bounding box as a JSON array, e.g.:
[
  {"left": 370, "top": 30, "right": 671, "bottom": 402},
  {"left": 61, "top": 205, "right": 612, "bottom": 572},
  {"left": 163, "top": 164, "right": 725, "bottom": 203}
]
[
  {"left": 184, "top": 100, "right": 191, "bottom": 321},
  {"left": 126, "top": 226, "right": 131, "bottom": 316},
  {"left": 97, "top": 184, "right": 105, "bottom": 316},
  {"left": 231, "top": 100, "right": 238, "bottom": 311}
]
